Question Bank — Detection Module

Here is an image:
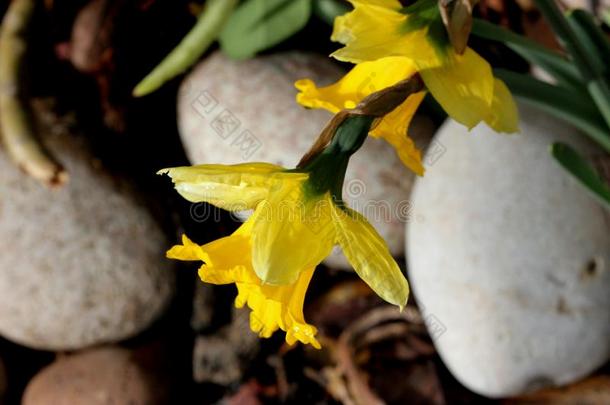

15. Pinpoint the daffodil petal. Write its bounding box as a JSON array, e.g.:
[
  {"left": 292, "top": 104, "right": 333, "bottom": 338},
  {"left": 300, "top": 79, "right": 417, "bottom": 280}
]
[
  {"left": 295, "top": 56, "right": 416, "bottom": 114},
  {"left": 168, "top": 215, "right": 321, "bottom": 347},
  {"left": 166, "top": 234, "right": 209, "bottom": 262},
  {"left": 196, "top": 233, "right": 257, "bottom": 285},
  {"left": 421, "top": 48, "right": 494, "bottom": 129},
  {"left": 295, "top": 58, "right": 425, "bottom": 175},
  {"left": 370, "top": 91, "right": 427, "bottom": 175},
  {"left": 295, "top": 79, "right": 342, "bottom": 114},
  {"left": 332, "top": 0, "right": 405, "bottom": 49},
  {"left": 330, "top": 1, "right": 409, "bottom": 62},
  {"left": 331, "top": 205, "right": 409, "bottom": 308},
  {"left": 331, "top": 0, "right": 442, "bottom": 68},
  {"left": 252, "top": 186, "right": 335, "bottom": 285},
  {"left": 350, "top": 0, "right": 403, "bottom": 7},
  {"left": 158, "top": 163, "right": 307, "bottom": 211},
  {"left": 484, "top": 79, "right": 519, "bottom": 133},
  {"left": 236, "top": 267, "right": 321, "bottom": 348}
]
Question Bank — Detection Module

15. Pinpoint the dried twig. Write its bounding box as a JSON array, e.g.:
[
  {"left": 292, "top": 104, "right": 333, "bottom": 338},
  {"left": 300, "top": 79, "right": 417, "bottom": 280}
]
[
  {"left": 267, "top": 355, "right": 290, "bottom": 401},
  {"left": 335, "top": 334, "right": 384, "bottom": 405},
  {"left": 330, "top": 305, "right": 433, "bottom": 405},
  {"left": 0, "top": 0, "right": 67, "bottom": 186}
]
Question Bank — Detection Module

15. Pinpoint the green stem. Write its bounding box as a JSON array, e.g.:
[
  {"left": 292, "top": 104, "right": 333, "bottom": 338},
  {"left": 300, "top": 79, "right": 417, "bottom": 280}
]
[
  {"left": 325, "top": 115, "right": 374, "bottom": 156},
  {"left": 303, "top": 115, "right": 374, "bottom": 200},
  {"left": 133, "top": 0, "right": 238, "bottom": 97}
]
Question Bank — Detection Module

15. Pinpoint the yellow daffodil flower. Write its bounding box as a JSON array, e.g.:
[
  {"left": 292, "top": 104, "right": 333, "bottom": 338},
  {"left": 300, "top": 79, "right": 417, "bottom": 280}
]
[
  {"left": 296, "top": 0, "right": 518, "bottom": 175},
  {"left": 160, "top": 116, "right": 410, "bottom": 347},
  {"left": 296, "top": 57, "right": 426, "bottom": 175}
]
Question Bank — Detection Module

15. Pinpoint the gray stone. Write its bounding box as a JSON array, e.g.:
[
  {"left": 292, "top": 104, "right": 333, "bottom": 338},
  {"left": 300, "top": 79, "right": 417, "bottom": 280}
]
[
  {"left": 0, "top": 124, "right": 174, "bottom": 350},
  {"left": 178, "top": 51, "right": 432, "bottom": 268},
  {"left": 193, "top": 307, "right": 259, "bottom": 385},
  {"left": 407, "top": 105, "right": 610, "bottom": 398}
]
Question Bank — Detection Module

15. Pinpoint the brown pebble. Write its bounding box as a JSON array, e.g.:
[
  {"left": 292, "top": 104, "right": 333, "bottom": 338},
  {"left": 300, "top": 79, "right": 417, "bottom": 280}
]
[{"left": 22, "top": 347, "right": 163, "bottom": 405}]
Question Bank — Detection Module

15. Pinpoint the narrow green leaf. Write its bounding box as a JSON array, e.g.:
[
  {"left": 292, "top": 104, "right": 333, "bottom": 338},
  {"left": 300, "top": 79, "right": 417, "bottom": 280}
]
[
  {"left": 565, "top": 9, "right": 610, "bottom": 130},
  {"left": 566, "top": 9, "right": 610, "bottom": 78},
  {"left": 533, "top": 0, "right": 596, "bottom": 81},
  {"left": 495, "top": 69, "right": 610, "bottom": 153},
  {"left": 220, "top": 0, "right": 312, "bottom": 60},
  {"left": 588, "top": 78, "right": 610, "bottom": 133},
  {"left": 471, "top": 19, "right": 582, "bottom": 89},
  {"left": 551, "top": 142, "right": 610, "bottom": 210},
  {"left": 133, "top": 0, "right": 238, "bottom": 97}
]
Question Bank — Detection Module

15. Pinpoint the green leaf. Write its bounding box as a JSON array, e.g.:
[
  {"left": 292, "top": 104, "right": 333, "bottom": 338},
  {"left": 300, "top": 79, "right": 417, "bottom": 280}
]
[
  {"left": 133, "top": 0, "right": 238, "bottom": 97},
  {"left": 587, "top": 77, "right": 610, "bottom": 135},
  {"left": 220, "top": 0, "right": 312, "bottom": 60},
  {"left": 495, "top": 69, "right": 610, "bottom": 153},
  {"left": 565, "top": 9, "right": 610, "bottom": 78},
  {"left": 471, "top": 19, "right": 582, "bottom": 89},
  {"left": 565, "top": 9, "right": 610, "bottom": 130},
  {"left": 551, "top": 142, "right": 610, "bottom": 210},
  {"left": 533, "top": 0, "right": 596, "bottom": 81}
]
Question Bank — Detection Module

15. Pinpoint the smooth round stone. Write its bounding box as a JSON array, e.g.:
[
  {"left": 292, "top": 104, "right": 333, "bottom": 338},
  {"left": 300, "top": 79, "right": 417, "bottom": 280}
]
[
  {"left": 407, "top": 105, "right": 610, "bottom": 398},
  {"left": 178, "top": 51, "right": 425, "bottom": 268},
  {"left": 0, "top": 130, "right": 174, "bottom": 351},
  {"left": 22, "top": 347, "right": 161, "bottom": 405}
]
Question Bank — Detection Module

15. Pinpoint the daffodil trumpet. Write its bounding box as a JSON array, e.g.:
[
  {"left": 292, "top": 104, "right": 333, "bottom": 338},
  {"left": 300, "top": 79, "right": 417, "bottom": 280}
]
[{"left": 160, "top": 77, "right": 422, "bottom": 347}]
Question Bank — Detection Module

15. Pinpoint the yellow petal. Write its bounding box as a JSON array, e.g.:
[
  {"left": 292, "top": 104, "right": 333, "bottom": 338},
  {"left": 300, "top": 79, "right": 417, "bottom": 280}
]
[
  {"left": 168, "top": 217, "right": 321, "bottom": 347},
  {"left": 251, "top": 185, "right": 335, "bottom": 285},
  {"left": 370, "top": 91, "right": 427, "bottom": 175},
  {"left": 484, "top": 79, "right": 519, "bottom": 133},
  {"left": 349, "top": 0, "right": 403, "bottom": 7},
  {"left": 295, "top": 56, "right": 416, "bottom": 113},
  {"left": 166, "top": 231, "right": 255, "bottom": 285},
  {"left": 331, "top": 204, "right": 409, "bottom": 308},
  {"left": 158, "top": 163, "right": 307, "bottom": 211},
  {"left": 197, "top": 234, "right": 256, "bottom": 285},
  {"left": 166, "top": 234, "right": 209, "bottom": 262},
  {"left": 332, "top": 0, "right": 404, "bottom": 49},
  {"left": 331, "top": 0, "right": 443, "bottom": 69},
  {"left": 195, "top": 209, "right": 261, "bottom": 285},
  {"left": 295, "top": 79, "right": 342, "bottom": 114},
  {"left": 420, "top": 48, "right": 494, "bottom": 129},
  {"left": 295, "top": 58, "right": 425, "bottom": 175},
  {"left": 235, "top": 267, "right": 321, "bottom": 349}
]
